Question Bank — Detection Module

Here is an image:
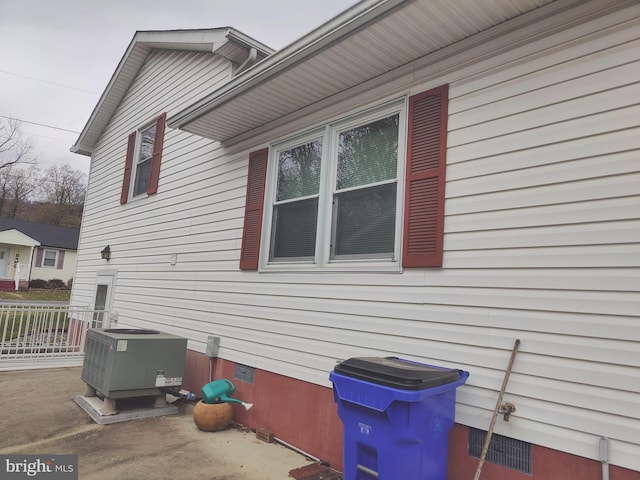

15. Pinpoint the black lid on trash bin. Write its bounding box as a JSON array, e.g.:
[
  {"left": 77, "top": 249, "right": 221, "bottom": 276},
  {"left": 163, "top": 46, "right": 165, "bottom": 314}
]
[{"left": 334, "top": 357, "right": 462, "bottom": 390}]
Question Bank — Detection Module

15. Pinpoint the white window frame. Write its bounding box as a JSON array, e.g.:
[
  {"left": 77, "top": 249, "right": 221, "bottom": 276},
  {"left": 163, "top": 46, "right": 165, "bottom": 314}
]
[
  {"left": 42, "top": 249, "right": 58, "bottom": 268},
  {"left": 260, "top": 99, "right": 407, "bottom": 273},
  {"left": 131, "top": 121, "right": 156, "bottom": 199}
]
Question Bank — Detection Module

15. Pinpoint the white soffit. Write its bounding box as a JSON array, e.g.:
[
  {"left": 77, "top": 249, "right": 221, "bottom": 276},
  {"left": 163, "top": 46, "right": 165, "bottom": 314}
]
[
  {"left": 71, "top": 29, "right": 273, "bottom": 156},
  {"left": 169, "top": 0, "right": 574, "bottom": 144}
]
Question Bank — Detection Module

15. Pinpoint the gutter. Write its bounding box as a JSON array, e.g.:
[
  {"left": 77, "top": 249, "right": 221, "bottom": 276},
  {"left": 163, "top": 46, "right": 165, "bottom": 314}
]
[
  {"left": 167, "top": 0, "right": 410, "bottom": 130},
  {"left": 235, "top": 47, "right": 258, "bottom": 75}
]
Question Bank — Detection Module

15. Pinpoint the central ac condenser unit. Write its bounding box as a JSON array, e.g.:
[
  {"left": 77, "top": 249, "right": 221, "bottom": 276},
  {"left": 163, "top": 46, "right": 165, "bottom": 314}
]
[{"left": 81, "top": 328, "right": 187, "bottom": 400}]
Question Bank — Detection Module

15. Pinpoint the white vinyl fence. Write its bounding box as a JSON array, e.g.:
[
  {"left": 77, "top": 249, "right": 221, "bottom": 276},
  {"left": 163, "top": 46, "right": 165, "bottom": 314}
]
[{"left": 0, "top": 303, "right": 108, "bottom": 370}]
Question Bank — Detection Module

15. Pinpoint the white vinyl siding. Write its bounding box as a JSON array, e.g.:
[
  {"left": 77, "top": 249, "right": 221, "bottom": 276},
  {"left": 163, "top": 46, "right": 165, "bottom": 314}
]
[
  {"left": 71, "top": 5, "right": 640, "bottom": 473},
  {"left": 426, "top": 8, "right": 639, "bottom": 468}
]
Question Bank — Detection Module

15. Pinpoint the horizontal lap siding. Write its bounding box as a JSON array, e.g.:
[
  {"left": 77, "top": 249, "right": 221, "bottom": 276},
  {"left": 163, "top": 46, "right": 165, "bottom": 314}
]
[
  {"left": 73, "top": 49, "right": 234, "bottom": 305},
  {"left": 81, "top": 50, "right": 232, "bottom": 216},
  {"left": 72, "top": 6, "right": 640, "bottom": 473},
  {"left": 440, "top": 9, "right": 640, "bottom": 470}
]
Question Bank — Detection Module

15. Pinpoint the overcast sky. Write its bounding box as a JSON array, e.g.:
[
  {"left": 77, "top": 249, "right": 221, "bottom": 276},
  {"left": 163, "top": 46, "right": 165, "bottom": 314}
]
[{"left": 0, "top": 0, "right": 360, "bottom": 175}]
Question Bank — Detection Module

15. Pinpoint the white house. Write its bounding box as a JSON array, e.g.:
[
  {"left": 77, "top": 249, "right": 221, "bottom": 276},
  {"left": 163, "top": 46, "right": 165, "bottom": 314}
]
[
  {"left": 71, "top": 1, "right": 640, "bottom": 479},
  {"left": 0, "top": 218, "right": 79, "bottom": 290}
]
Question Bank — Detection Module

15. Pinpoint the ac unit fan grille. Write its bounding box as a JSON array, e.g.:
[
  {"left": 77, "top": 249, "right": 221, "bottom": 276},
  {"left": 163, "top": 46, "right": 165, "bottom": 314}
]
[{"left": 81, "top": 334, "right": 110, "bottom": 390}]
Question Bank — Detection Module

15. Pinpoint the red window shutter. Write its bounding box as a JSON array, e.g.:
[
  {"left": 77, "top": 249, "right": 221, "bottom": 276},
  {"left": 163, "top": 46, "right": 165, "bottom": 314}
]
[
  {"left": 239, "top": 148, "right": 268, "bottom": 270},
  {"left": 35, "top": 247, "right": 43, "bottom": 267},
  {"left": 120, "top": 131, "right": 137, "bottom": 204},
  {"left": 147, "top": 112, "right": 166, "bottom": 195},
  {"left": 57, "top": 250, "right": 65, "bottom": 270},
  {"left": 402, "top": 84, "right": 449, "bottom": 268}
]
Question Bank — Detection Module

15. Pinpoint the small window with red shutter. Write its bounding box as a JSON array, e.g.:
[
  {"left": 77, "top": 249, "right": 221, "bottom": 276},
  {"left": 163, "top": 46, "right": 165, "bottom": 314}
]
[{"left": 120, "top": 112, "right": 166, "bottom": 204}]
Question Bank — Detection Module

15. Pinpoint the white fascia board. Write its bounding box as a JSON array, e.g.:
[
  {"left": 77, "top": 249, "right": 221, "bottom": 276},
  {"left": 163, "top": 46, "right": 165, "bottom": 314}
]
[
  {"left": 0, "top": 229, "right": 41, "bottom": 247},
  {"left": 167, "top": 0, "right": 407, "bottom": 130}
]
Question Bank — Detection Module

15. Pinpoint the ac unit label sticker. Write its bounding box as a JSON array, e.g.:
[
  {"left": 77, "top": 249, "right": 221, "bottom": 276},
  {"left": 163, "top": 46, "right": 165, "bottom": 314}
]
[{"left": 155, "top": 375, "right": 182, "bottom": 387}]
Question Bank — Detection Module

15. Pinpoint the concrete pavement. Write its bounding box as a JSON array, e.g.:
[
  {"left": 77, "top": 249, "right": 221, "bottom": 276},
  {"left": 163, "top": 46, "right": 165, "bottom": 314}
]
[{"left": 0, "top": 367, "right": 315, "bottom": 479}]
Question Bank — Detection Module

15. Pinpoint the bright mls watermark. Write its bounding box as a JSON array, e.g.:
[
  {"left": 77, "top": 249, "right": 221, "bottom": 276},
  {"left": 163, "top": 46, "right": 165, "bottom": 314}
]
[{"left": 1, "top": 455, "right": 77, "bottom": 479}]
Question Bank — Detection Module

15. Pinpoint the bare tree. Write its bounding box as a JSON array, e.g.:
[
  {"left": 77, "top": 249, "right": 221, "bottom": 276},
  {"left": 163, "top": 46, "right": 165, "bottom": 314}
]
[
  {"left": 6, "top": 164, "right": 42, "bottom": 218},
  {"left": 0, "top": 119, "right": 37, "bottom": 169},
  {"left": 0, "top": 167, "right": 13, "bottom": 216},
  {"left": 0, "top": 122, "right": 86, "bottom": 226},
  {"left": 38, "top": 164, "right": 86, "bottom": 226}
]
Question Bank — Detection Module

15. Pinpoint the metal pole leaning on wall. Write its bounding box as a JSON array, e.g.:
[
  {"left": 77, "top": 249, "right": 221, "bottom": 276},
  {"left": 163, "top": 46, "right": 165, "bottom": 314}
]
[
  {"left": 599, "top": 437, "right": 610, "bottom": 480},
  {"left": 473, "top": 339, "right": 521, "bottom": 480}
]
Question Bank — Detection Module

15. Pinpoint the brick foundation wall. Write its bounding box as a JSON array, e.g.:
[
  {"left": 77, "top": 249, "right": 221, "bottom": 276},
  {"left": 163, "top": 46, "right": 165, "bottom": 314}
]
[{"left": 183, "top": 350, "right": 639, "bottom": 479}]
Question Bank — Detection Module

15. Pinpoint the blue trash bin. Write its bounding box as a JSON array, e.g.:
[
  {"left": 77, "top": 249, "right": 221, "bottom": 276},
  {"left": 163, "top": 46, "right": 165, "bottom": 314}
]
[{"left": 330, "top": 357, "right": 469, "bottom": 480}]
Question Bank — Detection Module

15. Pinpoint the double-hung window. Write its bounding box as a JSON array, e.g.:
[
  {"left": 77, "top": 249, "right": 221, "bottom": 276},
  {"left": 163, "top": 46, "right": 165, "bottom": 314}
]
[
  {"left": 240, "top": 85, "right": 449, "bottom": 271},
  {"left": 43, "top": 250, "right": 58, "bottom": 267},
  {"left": 332, "top": 112, "right": 400, "bottom": 260},
  {"left": 120, "top": 112, "right": 166, "bottom": 204},
  {"left": 36, "top": 248, "right": 65, "bottom": 269},
  {"left": 270, "top": 136, "right": 323, "bottom": 261},
  {"left": 132, "top": 122, "right": 156, "bottom": 197},
  {"left": 266, "top": 104, "right": 403, "bottom": 269}
]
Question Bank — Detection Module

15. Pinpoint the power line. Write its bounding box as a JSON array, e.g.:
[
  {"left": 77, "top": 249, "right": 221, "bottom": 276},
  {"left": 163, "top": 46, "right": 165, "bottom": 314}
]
[
  {"left": 0, "top": 115, "right": 80, "bottom": 134},
  {"left": 0, "top": 70, "right": 99, "bottom": 95},
  {"left": 23, "top": 131, "right": 75, "bottom": 144}
]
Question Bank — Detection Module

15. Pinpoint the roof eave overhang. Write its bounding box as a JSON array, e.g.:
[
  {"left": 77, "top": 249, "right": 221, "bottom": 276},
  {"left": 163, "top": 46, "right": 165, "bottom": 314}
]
[
  {"left": 169, "top": 0, "right": 631, "bottom": 146},
  {"left": 71, "top": 28, "right": 273, "bottom": 157},
  {"left": 167, "top": 0, "right": 408, "bottom": 133}
]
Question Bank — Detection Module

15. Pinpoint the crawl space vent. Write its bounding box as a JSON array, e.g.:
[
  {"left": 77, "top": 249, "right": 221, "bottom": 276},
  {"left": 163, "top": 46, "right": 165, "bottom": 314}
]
[
  {"left": 234, "top": 363, "right": 255, "bottom": 384},
  {"left": 469, "top": 427, "right": 532, "bottom": 474}
]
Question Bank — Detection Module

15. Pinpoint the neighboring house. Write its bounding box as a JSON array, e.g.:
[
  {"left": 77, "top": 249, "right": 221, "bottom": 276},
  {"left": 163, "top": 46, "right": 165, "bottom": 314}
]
[
  {"left": 70, "top": 2, "right": 640, "bottom": 479},
  {"left": 0, "top": 218, "right": 79, "bottom": 290}
]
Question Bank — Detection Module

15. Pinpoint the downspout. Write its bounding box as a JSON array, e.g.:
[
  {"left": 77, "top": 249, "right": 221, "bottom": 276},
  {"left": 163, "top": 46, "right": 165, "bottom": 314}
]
[{"left": 235, "top": 47, "right": 258, "bottom": 76}]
